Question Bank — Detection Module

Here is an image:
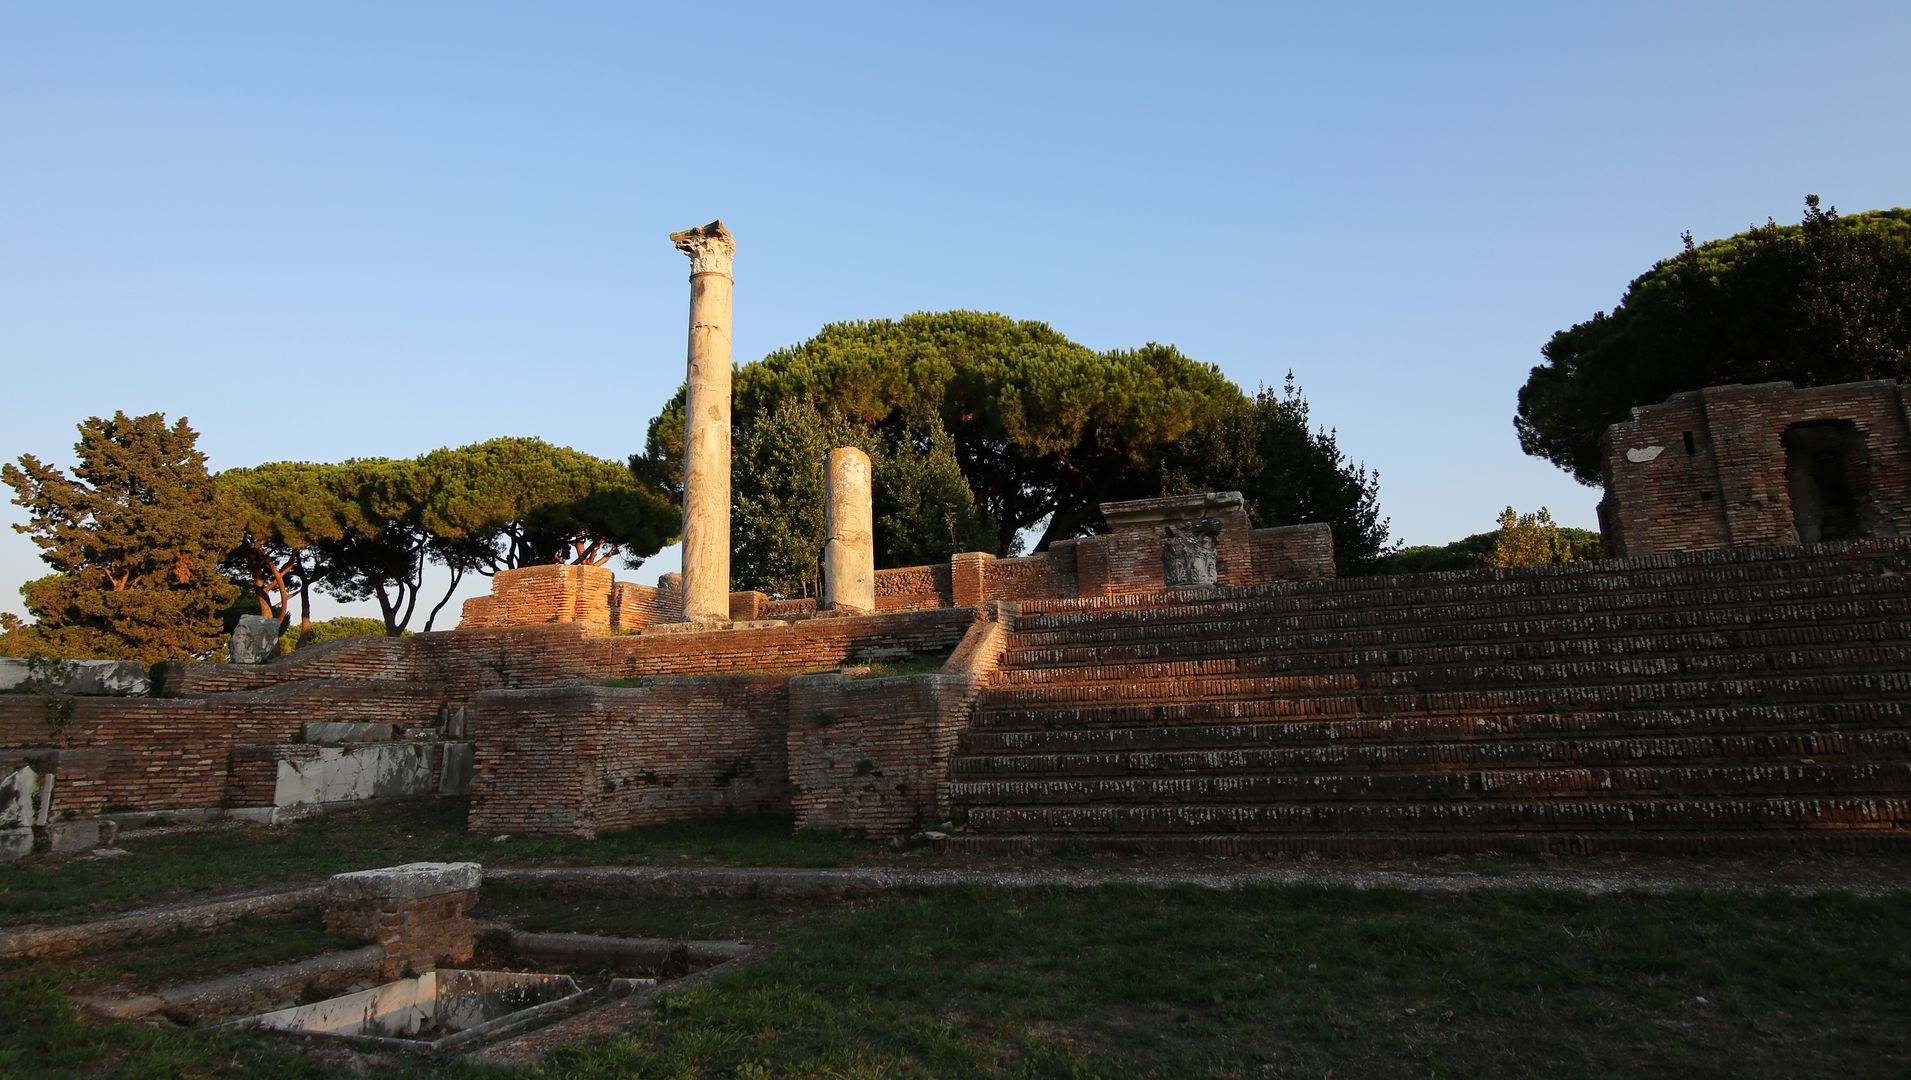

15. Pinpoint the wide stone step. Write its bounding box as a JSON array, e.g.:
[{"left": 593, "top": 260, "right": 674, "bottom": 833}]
[
  {"left": 999, "top": 616, "right": 1911, "bottom": 677},
  {"left": 980, "top": 655, "right": 1911, "bottom": 707},
  {"left": 933, "top": 830, "right": 1911, "bottom": 857},
  {"left": 1009, "top": 541, "right": 1911, "bottom": 626},
  {"left": 992, "top": 635, "right": 1911, "bottom": 689},
  {"left": 950, "top": 729, "right": 1911, "bottom": 778},
  {"left": 964, "top": 701, "right": 1911, "bottom": 755},
  {"left": 1008, "top": 580, "right": 1911, "bottom": 649},
  {"left": 973, "top": 674, "right": 1911, "bottom": 737},
  {"left": 947, "top": 763, "right": 1911, "bottom": 807},
  {"left": 958, "top": 796, "right": 1911, "bottom": 834},
  {"left": 1012, "top": 551, "right": 1907, "bottom": 618},
  {"left": 988, "top": 671, "right": 1359, "bottom": 704}
]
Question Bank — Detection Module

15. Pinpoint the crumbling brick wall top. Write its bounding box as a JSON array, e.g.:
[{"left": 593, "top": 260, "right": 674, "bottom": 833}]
[
  {"left": 1602, "top": 380, "right": 1911, "bottom": 557},
  {"left": 455, "top": 491, "right": 1337, "bottom": 632},
  {"left": 459, "top": 564, "right": 615, "bottom": 630}
]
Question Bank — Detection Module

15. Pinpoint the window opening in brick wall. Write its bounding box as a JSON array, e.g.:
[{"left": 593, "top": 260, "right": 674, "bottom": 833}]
[
  {"left": 1683, "top": 431, "right": 1697, "bottom": 455},
  {"left": 1782, "top": 420, "right": 1871, "bottom": 543}
]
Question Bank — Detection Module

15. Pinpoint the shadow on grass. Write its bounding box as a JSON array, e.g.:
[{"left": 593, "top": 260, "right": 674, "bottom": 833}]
[
  {"left": 541, "top": 885, "right": 1911, "bottom": 1079},
  {"left": 3, "top": 885, "right": 1909, "bottom": 1078},
  {"left": 0, "top": 799, "right": 877, "bottom": 926}
]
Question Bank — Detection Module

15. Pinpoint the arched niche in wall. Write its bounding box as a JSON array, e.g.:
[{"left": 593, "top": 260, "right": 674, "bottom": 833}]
[{"left": 1782, "top": 419, "right": 1873, "bottom": 543}]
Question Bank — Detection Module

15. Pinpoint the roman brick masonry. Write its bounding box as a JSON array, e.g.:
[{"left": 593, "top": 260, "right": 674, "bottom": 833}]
[
  {"left": 787, "top": 603, "right": 1015, "bottom": 834},
  {"left": 6, "top": 484, "right": 1910, "bottom": 857},
  {"left": 322, "top": 863, "right": 480, "bottom": 978},
  {"left": 0, "top": 679, "right": 447, "bottom": 822},
  {"left": 466, "top": 677, "right": 793, "bottom": 838},
  {"left": 1601, "top": 380, "right": 1911, "bottom": 556},
  {"left": 939, "top": 538, "right": 1911, "bottom": 855},
  {"left": 456, "top": 491, "right": 1335, "bottom": 632}
]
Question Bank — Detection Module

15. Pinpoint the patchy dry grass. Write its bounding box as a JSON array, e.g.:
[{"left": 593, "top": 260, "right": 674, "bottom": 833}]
[{"left": 853, "top": 650, "right": 955, "bottom": 679}]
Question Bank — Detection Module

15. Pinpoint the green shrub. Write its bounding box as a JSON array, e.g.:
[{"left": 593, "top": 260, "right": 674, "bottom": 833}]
[{"left": 279, "top": 617, "right": 401, "bottom": 651}]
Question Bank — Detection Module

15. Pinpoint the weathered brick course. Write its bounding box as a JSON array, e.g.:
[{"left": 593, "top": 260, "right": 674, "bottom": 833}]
[
  {"left": 944, "top": 538, "right": 1911, "bottom": 853},
  {"left": 466, "top": 679, "right": 791, "bottom": 838},
  {"left": 786, "top": 604, "right": 1013, "bottom": 834},
  {"left": 324, "top": 889, "right": 478, "bottom": 978},
  {"left": 1601, "top": 380, "right": 1911, "bottom": 556},
  {"left": 452, "top": 493, "right": 1334, "bottom": 632},
  {"left": 0, "top": 680, "right": 443, "bottom": 817}
]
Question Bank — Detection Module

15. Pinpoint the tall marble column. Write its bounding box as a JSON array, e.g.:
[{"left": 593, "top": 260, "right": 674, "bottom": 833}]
[
  {"left": 670, "top": 220, "right": 736, "bottom": 622},
  {"left": 821, "top": 446, "right": 875, "bottom": 612}
]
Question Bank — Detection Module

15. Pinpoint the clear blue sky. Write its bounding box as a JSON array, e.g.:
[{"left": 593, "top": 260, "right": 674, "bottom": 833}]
[{"left": 3, "top": 2, "right": 1907, "bottom": 622}]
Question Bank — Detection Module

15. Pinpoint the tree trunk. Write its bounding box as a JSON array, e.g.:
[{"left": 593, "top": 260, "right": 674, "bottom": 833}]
[
  {"left": 294, "top": 575, "right": 314, "bottom": 648},
  {"left": 422, "top": 562, "right": 465, "bottom": 632}
]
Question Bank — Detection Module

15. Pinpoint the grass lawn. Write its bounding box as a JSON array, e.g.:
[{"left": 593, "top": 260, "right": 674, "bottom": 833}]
[
  {"left": 3, "top": 803, "right": 1908, "bottom": 1076},
  {"left": 0, "top": 800, "right": 876, "bottom": 926},
  {"left": 536, "top": 885, "right": 1911, "bottom": 1079},
  {"left": 3, "top": 882, "right": 1908, "bottom": 1078}
]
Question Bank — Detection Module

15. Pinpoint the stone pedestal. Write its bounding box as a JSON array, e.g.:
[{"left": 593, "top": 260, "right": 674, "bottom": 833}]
[
  {"left": 1075, "top": 492, "right": 1255, "bottom": 596},
  {"left": 671, "top": 220, "right": 737, "bottom": 623},
  {"left": 323, "top": 862, "right": 480, "bottom": 977},
  {"left": 821, "top": 447, "right": 875, "bottom": 612}
]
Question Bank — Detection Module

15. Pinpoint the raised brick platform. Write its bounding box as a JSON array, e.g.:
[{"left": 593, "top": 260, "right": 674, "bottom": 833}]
[{"left": 939, "top": 539, "right": 1911, "bottom": 855}]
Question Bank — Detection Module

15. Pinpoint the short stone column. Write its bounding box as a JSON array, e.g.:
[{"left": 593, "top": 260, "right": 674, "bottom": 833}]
[
  {"left": 821, "top": 447, "right": 876, "bottom": 612},
  {"left": 322, "top": 862, "right": 480, "bottom": 978},
  {"left": 670, "top": 220, "right": 737, "bottom": 623}
]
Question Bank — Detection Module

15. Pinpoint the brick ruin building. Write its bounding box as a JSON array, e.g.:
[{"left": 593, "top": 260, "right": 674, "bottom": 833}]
[
  {"left": 5, "top": 229, "right": 1908, "bottom": 859},
  {"left": 11, "top": 473, "right": 1908, "bottom": 856},
  {"left": 460, "top": 492, "right": 1334, "bottom": 632},
  {"left": 1599, "top": 379, "right": 1911, "bottom": 557}
]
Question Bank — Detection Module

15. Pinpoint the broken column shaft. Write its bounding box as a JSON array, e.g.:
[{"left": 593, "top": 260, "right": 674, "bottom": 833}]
[
  {"left": 821, "top": 446, "right": 875, "bottom": 612},
  {"left": 670, "top": 220, "right": 736, "bottom": 622}
]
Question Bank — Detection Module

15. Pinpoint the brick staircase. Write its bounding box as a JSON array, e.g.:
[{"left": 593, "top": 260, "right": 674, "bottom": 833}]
[{"left": 939, "top": 540, "right": 1911, "bottom": 855}]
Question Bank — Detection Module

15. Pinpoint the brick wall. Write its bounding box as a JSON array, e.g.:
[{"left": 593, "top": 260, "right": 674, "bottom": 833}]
[
  {"left": 786, "top": 674, "right": 966, "bottom": 835},
  {"left": 463, "top": 605, "right": 1012, "bottom": 838},
  {"left": 761, "top": 597, "right": 819, "bottom": 619},
  {"left": 981, "top": 554, "right": 1068, "bottom": 601},
  {"left": 611, "top": 581, "right": 676, "bottom": 630},
  {"left": 875, "top": 563, "right": 954, "bottom": 611},
  {"left": 150, "top": 608, "right": 978, "bottom": 712},
  {"left": 0, "top": 680, "right": 443, "bottom": 817},
  {"left": 418, "top": 608, "right": 977, "bottom": 702},
  {"left": 1245, "top": 524, "right": 1337, "bottom": 583},
  {"left": 1602, "top": 380, "right": 1911, "bottom": 556},
  {"left": 465, "top": 678, "right": 791, "bottom": 838},
  {"left": 452, "top": 492, "right": 1339, "bottom": 631},
  {"left": 751, "top": 563, "right": 957, "bottom": 619},
  {"left": 459, "top": 564, "right": 616, "bottom": 629},
  {"left": 158, "top": 635, "right": 423, "bottom": 696},
  {"left": 787, "top": 604, "right": 1012, "bottom": 834},
  {"left": 1073, "top": 530, "right": 1168, "bottom": 596},
  {"left": 226, "top": 744, "right": 292, "bottom": 807}
]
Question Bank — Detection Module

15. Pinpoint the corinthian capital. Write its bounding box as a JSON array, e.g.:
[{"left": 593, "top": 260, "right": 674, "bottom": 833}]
[{"left": 670, "top": 220, "right": 736, "bottom": 279}]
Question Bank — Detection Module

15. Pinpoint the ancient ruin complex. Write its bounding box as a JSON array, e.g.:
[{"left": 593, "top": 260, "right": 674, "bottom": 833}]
[
  {"left": 1600, "top": 379, "right": 1911, "bottom": 556},
  {"left": 4, "top": 224, "right": 1908, "bottom": 861}
]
